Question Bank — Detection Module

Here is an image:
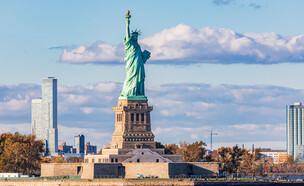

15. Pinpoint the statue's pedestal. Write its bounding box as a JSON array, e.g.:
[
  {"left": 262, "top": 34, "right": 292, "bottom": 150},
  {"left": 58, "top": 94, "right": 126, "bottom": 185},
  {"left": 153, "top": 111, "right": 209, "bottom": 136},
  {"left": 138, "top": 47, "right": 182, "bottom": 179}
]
[
  {"left": 109, "top": 98, "right": 156, "bottom": 149},
  {"left": 85, "top": 97, "right": 183, "bottom": 163}
]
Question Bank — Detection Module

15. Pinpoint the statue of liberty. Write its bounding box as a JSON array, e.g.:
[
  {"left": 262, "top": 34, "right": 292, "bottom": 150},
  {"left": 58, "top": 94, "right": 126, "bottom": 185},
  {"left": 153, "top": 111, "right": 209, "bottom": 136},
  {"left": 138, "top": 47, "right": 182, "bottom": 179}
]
[{"left": 120, "top": 10, "right": 151, "bottom": 99}]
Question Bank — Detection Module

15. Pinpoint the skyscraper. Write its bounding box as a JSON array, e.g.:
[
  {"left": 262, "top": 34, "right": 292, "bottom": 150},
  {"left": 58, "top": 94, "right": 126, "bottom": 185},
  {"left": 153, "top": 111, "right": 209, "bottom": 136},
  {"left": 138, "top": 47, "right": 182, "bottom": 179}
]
[
  {"left": 85, "top": 142, "right": 97, "bottom": 155},
  {"left": 74, "top": 134, "right": 85, "bottom": 154},
  {"left": 286, "top": 102, "right": 304, "bottom": 161},
  {"left": 31, "top": 77, "right": 58, "bottom": 155}
]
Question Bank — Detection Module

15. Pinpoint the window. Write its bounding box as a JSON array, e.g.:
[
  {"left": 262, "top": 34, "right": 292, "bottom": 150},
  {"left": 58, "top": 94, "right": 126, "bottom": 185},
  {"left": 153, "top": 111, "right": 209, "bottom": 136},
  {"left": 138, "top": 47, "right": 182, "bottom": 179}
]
[
  {"left": 137, "top": 159, "right": 140, "bottom": 163},
  {"left": 111, "top": 158, "right": 114, "bottom": 163},
  {"left": 156, "top": 159, "right": 159, "bottom": 162},
  {"left": 117, "top": 113, "right": 123, "bottom": 121},
  {"left": 98, "top": 158, "right": 101, "bottom": 163},
  {"left": 92, "top": 159, "right": 95, "bottom": 163},
  {"left": 115, "top": 158, "right": 118, "bottom": 162},
  {"left": 147, "top": 113, "right": 150, "bottom": 123},
  {"left": 141, "top": 113, "right": 144, "bottom": 122},
  {"left": 136, "top": 113, "right": 139, "bottom": 122},
  {"left": 77, "top": 166, "right": 82, "bottom": 174},
  {"left": 85, "top": 159, "right": 88, "bottom": 163},
  {"left": 131, "top": 113, "right": 134, "bottom": 122}
]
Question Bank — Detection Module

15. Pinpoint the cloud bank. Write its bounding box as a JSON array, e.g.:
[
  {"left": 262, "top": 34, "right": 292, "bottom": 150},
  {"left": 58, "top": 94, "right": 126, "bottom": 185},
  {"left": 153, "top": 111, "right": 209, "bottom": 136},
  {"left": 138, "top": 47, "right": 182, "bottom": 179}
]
[
  {"left": 1, "top": 82, "right": 302, "bottom": 149},
  {"left": 58, "top": 24, "right": 304, "bottom": 65}
]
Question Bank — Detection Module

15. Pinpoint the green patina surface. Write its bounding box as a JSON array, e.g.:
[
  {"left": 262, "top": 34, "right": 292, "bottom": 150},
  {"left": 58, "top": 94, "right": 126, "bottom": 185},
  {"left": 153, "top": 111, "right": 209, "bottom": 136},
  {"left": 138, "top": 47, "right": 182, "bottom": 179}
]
[
  {"left": 120, "top": 11, "right": 151, "bottom": 99},
  {"left": 119, "top": 96, "right": 147, "bottom": 100}
]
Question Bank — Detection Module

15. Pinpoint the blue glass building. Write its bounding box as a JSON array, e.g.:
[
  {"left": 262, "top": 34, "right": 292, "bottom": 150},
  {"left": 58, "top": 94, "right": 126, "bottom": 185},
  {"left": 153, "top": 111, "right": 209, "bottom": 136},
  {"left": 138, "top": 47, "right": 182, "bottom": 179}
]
[
  {"left": 31, "top": 77, "right": 58, "bottom": 155},
  {"left": 287, "top": 102, "right": 304, "bottom": 161}
]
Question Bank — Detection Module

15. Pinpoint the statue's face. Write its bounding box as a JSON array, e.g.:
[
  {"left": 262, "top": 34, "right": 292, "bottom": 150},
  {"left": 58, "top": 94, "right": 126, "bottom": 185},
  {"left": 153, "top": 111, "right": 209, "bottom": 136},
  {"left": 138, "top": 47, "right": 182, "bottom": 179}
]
[{"left": 131, "top": 34, "right": 138, "bottom": 43}]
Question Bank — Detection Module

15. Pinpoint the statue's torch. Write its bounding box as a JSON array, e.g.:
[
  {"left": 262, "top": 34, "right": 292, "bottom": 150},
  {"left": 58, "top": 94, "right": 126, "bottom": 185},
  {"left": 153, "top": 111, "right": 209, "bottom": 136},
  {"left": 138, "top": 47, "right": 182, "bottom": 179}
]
[{"left": 125, "top": 10, "right": 131, "bottom": 19}]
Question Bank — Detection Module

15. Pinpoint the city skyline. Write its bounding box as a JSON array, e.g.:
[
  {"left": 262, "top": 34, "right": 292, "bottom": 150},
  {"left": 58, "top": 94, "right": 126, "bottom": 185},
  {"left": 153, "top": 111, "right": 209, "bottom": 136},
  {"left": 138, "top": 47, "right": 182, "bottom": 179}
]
[{"left": 1, "top": 0, "right": 304, "bottom": 150}]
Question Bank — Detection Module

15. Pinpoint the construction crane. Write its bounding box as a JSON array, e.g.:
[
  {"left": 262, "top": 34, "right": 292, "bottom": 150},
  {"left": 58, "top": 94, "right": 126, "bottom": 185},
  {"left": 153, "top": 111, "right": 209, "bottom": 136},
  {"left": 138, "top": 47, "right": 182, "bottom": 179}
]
[{"left": 203, "top": 130, "right": 217, "bottom": 150}]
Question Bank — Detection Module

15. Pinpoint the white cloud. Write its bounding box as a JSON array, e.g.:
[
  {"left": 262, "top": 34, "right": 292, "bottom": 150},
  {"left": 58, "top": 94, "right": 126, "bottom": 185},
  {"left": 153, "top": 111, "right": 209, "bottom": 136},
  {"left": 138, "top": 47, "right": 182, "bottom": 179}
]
[
  {"left": 59, "top": 24, "right": 304, "bottom": 64},
  {"left": 190, "top": 134, "right": 199, "bottom": 139},
  {"left": 81, "top": 107, "right": 95, "bottom": 114},
  {"left": 61, "top": 41, "right": 123, "bottom": 63},
  {"left": 0, "top": 123, "right": 30, "bottom": 135},
  {"left": 93, "top": 82, "right": 119, "bottom": 93},
  {"left": 63, "top": 94, "right": 90, "bottom": 105},
  {"left": 0, "top": 97, "right": 30, "bottom": 112},
  {"left": 232, "top": 124, "right": 260, "bottom": 130}
]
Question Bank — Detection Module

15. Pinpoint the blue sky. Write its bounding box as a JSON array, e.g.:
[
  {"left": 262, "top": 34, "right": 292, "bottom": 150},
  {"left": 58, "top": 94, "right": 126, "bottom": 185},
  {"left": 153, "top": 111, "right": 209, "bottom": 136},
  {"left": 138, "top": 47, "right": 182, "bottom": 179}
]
[{"left": 1, "top": 0, "right": 304, "bottom": 150}]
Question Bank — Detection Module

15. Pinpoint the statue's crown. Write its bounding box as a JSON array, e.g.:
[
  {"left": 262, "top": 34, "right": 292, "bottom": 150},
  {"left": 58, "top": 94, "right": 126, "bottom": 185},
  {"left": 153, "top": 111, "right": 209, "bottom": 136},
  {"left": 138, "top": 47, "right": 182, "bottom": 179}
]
[{"left": 131, "top": 29, "right": 141, "bottom": 36}]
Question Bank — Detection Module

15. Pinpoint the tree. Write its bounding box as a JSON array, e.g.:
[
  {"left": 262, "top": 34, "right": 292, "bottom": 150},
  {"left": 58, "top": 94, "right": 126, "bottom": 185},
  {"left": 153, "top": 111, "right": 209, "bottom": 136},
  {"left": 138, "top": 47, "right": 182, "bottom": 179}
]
[
  {"left": 41, "top": 156, "right": 51, "bottom": 163},
  {"left": 164, "top": 144, "right": 179, "bottom": 154},
  {"left": 23, "top": 134, "right": 45, "bottom": 174},
  {"left": 240, "top": 148, "right": 261, "bottom": 178},
  {"left": 231, "top": 145, "right": 245, "bottom": 175},
  {"left": 53, "top": 156, "right": 64, "bottom": 163},
  {"left": 65, "top": 156, "right": 81, "bottom": 163},
  {"left": 155, "top": 141, "right": 164, "bottom": 148},
  {"left": 164, "top": 141, "right": 207, "bottom": 162},
  {"left": 212, "top": 147, "right": 234, "bottom": 174},
  {"left": 182, "top": 141, "right": 207, "bottom": 162},
  {"left": 276, "top": 154, "right": 289, "bottom": 164},
  {"left": 171, "top": 141, "right": 207, "bottom": 162},
  {"left": 211, "top": 145, "right": 246, "bottom": 175},
  {"left": 0, "top": 132, "right": 45, "bottom": 175}
]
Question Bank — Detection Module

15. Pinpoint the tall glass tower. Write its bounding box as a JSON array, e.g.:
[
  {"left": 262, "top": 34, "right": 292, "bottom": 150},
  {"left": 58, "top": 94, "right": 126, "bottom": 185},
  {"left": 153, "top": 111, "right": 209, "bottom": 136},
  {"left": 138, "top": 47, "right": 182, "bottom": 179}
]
[
  {"left": 287, "top": 102, "right": 304, "bottom": 161},
  {"left": 74, "top": 134, "right": 85, "bottom": 154},
  {"left": 31, "top": 77, "right": 58, "bottom": 155}
]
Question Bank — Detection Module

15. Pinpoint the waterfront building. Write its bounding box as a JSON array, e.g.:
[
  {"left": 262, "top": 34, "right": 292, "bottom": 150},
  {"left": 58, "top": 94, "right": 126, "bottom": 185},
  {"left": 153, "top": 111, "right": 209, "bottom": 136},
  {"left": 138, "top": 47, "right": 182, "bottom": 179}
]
[
  {"left": 0, "top": 173, "right": 23, "bottom": 178},
  {"left": 286, "top": 102, "right": 304, "bottom": 161},
  {"left": 85, "top": 142, "right": 97, "bottom": 155},
  {"left": 260, "top": 148, "right": 287, "bottom": 164},
  {"left": 58, "top": 142, "right": 73, "bottom": 153},
  {"left": 74, "top": 134, "right": 85, "bottom": 154},
  {"left": 31, "top": 77, "right": 58, "bottom": 155}
]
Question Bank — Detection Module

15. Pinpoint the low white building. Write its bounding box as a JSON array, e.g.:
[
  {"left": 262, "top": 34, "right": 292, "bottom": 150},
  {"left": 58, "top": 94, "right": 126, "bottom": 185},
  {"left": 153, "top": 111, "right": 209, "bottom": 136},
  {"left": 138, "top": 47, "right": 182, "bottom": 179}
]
[
  {"left": 260, "top": 148, "right": 287, "bottom": 163},
  {"left": 0, "top": 173, "right": 22, "bottom": 178}
]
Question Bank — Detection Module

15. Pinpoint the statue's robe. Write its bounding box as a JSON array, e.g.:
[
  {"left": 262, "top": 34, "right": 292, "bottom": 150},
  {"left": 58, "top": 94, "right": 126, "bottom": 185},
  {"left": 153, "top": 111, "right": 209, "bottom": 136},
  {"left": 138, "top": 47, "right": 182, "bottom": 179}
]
[{"left": 120, "top": 36, "right": 147, "bottom": 97}]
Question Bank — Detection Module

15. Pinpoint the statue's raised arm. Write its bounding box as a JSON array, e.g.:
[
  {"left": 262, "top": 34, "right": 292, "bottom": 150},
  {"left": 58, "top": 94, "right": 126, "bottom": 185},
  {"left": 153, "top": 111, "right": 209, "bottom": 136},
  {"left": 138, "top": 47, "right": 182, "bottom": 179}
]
[
  {"left": 120, "top": 11, "right": 151, "bottom": 99},
  {"left": 125, "top": 10, "right": 131, "bottom": 41}
]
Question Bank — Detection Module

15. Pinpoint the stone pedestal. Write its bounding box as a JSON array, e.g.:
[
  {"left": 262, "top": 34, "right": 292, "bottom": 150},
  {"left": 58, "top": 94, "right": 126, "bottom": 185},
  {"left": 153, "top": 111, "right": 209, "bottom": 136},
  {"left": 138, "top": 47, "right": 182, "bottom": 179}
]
[{"left": 110, "top": 98, "right": 156, "bottom": 149}]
